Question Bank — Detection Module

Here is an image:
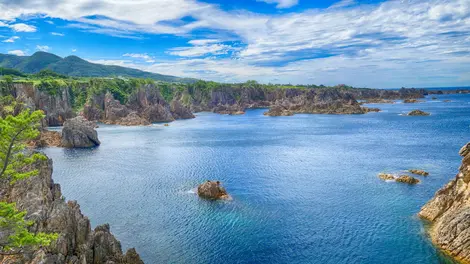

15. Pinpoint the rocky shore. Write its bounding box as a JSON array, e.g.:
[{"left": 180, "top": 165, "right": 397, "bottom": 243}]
[
  {"left": 9, "top": 82, "right": 435, "bottom": 125},
  {"left": 419, "top": 143, "right": 470, "bottom": 263},
  {"left": 0, "top": 157, "right": 143, "bottom": 264}
]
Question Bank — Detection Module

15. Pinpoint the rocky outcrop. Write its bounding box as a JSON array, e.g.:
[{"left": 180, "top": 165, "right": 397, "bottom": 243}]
[
  {"left": 263, "top": 105, "right": 294, "bottom": 116},
  {"left": 396, "top": 175, "right": 420, "bottom": 184},
  {"left": 348, "top": 87, "right": 425, "bottom": 100},
  {"left": 61, "top": 116, "right": 100, "bottom": 148},
  {"left": 170, "top": 100, "right": 195, "bottom": 119},
  {"left": 363, "top": 99, "right": 395, "bottom": 104},
  {"left": 403, "top": 99, "right": 423, "bottom": 103},
  {"left": 409, "top": 169, "right": 429, "bottom": 176},
  {"left": 0, "top": 157, "right": 143, "bottom": 264},
  {"left": 419, "top": 143, "right": 470, "bottom": 263},
  {"left": 408, "top": 110, "right": 430, "bottom": 116},
  {"left": 378, "top": 173, "right": 396, "bottom": 181},
  {"left": 197, "top": 180, "right": 230, "bottom": 200},
  {"left": 12, "top": 83, "right": 75, "bottom": 126},
  {"left": 362, "top": 107, "right": 381, "bottom": 113}
]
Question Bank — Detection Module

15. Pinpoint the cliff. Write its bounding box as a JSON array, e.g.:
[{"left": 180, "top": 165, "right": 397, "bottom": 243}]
[
  {"left": 0, "top": 157, "right": 143, "bottom": 264},
  {"left": 419, "top": 142, "right": 470, "bottom": 263}
]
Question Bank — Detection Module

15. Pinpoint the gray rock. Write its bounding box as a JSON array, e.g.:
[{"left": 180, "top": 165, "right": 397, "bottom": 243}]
[
  {"left": 419, "top": 142, "right": 470, "bottom": 262},
  {"left": 61, "top": 116, "right": 100, "bottom": 148}
]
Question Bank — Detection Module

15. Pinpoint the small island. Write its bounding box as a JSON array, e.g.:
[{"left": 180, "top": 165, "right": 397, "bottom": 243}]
[{"left": 407, "top": 110, "right": 430, "bottom": 116}]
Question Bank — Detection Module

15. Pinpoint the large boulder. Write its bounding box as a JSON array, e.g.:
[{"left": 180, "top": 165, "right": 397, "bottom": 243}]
[
  {"left": 197, "top": 180, "right": 230, "bottom": 200},
  {"left": 61, "top": 116, "right": 101, "bottom": 148}
]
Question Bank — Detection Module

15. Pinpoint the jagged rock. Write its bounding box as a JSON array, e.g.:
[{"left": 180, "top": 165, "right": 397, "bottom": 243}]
[
  {"left": 61, "top": 116, "right": 100, "bottom": 148},
  {"left": 419, "top": 142, "right": 470, "bottom": 263},
  {"left": 212, "top": 104, "right": 245, "bottom": 115},
  {"left": 364, "top": 99, "right": 395, "bottom": 104},
  {"left": 378, "top": 173, "right": 396, "bottom": 181},
  {"left": 105, "top": 92, "right": 130, "bottom": 122},
  {"left": 395, "top": 175, "right": 420, "bottom": 184},
  {"left": 408, "top": 169, "right": 429, "bottom": 176},
  {"left": 197, "top": 180, "right": 229, "bottom": 200},
  {"left": 13, "top": 83, "right": 75, "bottom": 126},
  {"left": 403, "top": 99, "right": 422, "bottom": 103},
  {"left": 114, "top": 112, "right": 150, "bottom": 126},
  {"left": 0, "top": 157, "right": 143, "bottom": 264},
  {"left": 362, "top": 107, "right": 381, "bottom": 113},
  {"left": 170, "top": 100, "right": 195, "bottom": 119},
  {"left": 264, "top": 105, "right": 294, "bottom": 116},
  {"left": 407, "top": 110, "right": 430, "bottom": 116}
]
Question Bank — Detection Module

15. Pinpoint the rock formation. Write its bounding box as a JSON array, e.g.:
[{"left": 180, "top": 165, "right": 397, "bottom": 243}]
[
  {"left": 378, "top": 173, "right": 396, "bottom": 181},
  {"left": 396, "top": 175, "right": 420, "bottom": 184},
  {"left": 407, "top": 110, "right": 430, "bottom": 116},
  {"left": 264, "top": 105, "right": 294, "bottom": 116},
  {"left": 403, "top": 99, "right": 423, "bottom": 103},
  {"left": 197, "top": 180, "right": 230, "bottom": 200},
  {"left": 61, "top": 116, "right": 101, "bottom": 148},
  {"left": 362, "top": 107, "right": 381, "bottom": 113},
  {"left": 0, "top": 157, "right": 143, "bottom": 264},
  {"left": 13, "top": 82, "right": 75, "bottom": 126},
  {"left": 363, "top": 99, "right": 395, "bottom": 104},
  {"left": 409, "top": 169, "right": 429, "bottom": 176},
  {"left": 419, "top": 143, "right": 470, "bottom": 263}
]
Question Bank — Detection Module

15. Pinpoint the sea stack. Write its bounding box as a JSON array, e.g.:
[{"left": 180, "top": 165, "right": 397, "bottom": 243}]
[
  {"left": 61, "top": 116, "right": 101, "bottom": 148},
  {"left": 197, "top": 180, "right": 230, "bottom": 200},
  {"left": 419, "top": 142, "right": 470, "bottom": 262}
]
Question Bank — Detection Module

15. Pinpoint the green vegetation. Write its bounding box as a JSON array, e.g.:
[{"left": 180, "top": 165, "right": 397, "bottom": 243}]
[
  {"left": 0, "top": 99, "right": 58, "bottom": 255},
  {"left": 0, "top": 51, "right": 194, "bottom": 83}
]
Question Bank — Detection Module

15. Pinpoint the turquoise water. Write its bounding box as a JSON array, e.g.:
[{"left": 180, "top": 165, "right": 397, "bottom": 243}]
[{"left": 44, "top": 94, "right": 470, "bottom": 264}]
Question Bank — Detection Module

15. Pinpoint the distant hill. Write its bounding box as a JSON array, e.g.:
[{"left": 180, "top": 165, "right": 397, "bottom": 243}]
[{"left": 0, "top": 52, "right": 195, "bottom": 83}]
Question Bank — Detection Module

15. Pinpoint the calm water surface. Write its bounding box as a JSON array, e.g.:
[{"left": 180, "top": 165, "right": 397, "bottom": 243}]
[{"left": 44, "top": 94, "right": 470, "bottom": 264}]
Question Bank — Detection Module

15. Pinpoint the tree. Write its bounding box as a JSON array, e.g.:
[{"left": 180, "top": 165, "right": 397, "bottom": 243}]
[{"left": 0, "top": 103, "right": 57, "bottom": 255}]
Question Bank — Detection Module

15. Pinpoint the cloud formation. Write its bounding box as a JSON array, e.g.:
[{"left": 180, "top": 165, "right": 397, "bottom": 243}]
[
  {"left": 257, "top": 0, "right": 299, "bottom": 9},
  {"left": 0, "top": 0, "right": 469, "bottom": 87},
  {"left": 2, "top": 36, "right": 19, "bottom": 43},
  {"left": 8, "top": 50, "right": 25, "bottom": 56},
  {"left": 36, "top": 45, "right": 50, "bottom": 51}
]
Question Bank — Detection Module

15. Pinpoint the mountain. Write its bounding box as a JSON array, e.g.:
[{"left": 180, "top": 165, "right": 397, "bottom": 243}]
[{"left": 0, "top": 52, "right": 194, "bottom": 83}]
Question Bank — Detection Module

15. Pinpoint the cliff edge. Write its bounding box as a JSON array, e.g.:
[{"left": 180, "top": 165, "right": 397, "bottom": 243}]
[{"left": 419, "top": 142, "right": 470, "bottom": 263}]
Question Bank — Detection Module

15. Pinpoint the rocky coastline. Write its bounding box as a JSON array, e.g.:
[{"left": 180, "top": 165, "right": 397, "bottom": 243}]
[
  {"left": 8, "top": 81, "right": 436, "bottom": 125},
  {"left": 419, "top": 143, "right": 470, "bottom": 263},
  {"left": 0, "top": 157, "right": 143, "bottom": 264}
]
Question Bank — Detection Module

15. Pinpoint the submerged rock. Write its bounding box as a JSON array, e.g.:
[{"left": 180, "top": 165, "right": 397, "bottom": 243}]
[
  {"left": 396, "top": 175, "right": 420, "bottom": 184},
  {"left": 407, "top": 110, "right": 430, "bottom": 116},
  {"left": 378, "top": 173, "right": 396, "bottom": 181},
  {"left": 419, "top": 142, "right": 470, "bottom": 263},
  {"left": 443, "top": 99, "right": 452, "bottom": 102},
  {"left": 197, "top": 180, "right": 229, "bottom": 200},
  {"left": 61, "top": 116, "right": 101, "bottom": 148},
  {"left": 362, "top": 107, "right": 381, "bottom": 113},
  {"left": 408, "top": 169, "right": 429, "bottom": 176},
  {"left": 432, "top": 97, "right": 438, "bottom": 100}
]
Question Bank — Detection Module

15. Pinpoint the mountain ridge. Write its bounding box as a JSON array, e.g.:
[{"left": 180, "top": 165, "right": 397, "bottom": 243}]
[{"left": 0, "top": 51, "right": 195, "bottom": 83}]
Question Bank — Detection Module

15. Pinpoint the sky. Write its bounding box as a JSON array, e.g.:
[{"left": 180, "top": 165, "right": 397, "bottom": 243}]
[{"left": 0, "top": 0, "right": 469, "bottom": 88}]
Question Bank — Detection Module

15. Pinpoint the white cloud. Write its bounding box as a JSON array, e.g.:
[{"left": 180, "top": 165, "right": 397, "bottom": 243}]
[
  {"left": 72, "top": 48, "right": 77, "bottom": 52},
  {"left": 123, "top": 53, "right": 155, "bottom": 63},
  {"left": 0, "top": 0, "right": 469, "bottom": 87},
  {"left": 10, "top": 23, "right": 36, "bottom": 32},
  {"left": 2, "top": 36, "right": 19, "bottom": 43},
  {"left": 51, "top": 32, "right": 64, "bottom": 36},
  {"left": 328, "top": 0, "right": 357, "bottom": 9},
  {"left": 8, "top": 50, "right": 25, "bottom": 56},
  {"left": 36, "top": 45, "right": 50, "bottom": 51},
  {"left": 257, "top": 0, "right": 298, "bottom": 9},
  {"left": 45, "top": 20, "right": 54, "bottom": 24}
]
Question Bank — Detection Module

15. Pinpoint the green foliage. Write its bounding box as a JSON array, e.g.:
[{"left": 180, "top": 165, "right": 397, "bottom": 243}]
[
  {"left": 0, "top": 68, "right": 25, "bottom": 77},
  {"left": 0, "top": 108, "right": 46, "bottom": 183},
  {"left": 0, "top": 102, "right": 57, "bottom": 255},
  {"left": 0, "top": 76, "right": 14, "bottom": 96},
  {"left": 36, "top": 79, "right": 64, "bottom": 96},
  {"left": 35, "top": 69, "right": 67, "bottom": 79},
  {"left": 0, "top": 202, "right": 58, "bottom": 254},
  {"left": 158, "top": 83, "right": 174, "bottom": 102}
]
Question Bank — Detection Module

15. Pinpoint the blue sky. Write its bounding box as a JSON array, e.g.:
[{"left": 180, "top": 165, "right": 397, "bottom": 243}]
[{"left": 0, "top": 0, "right": 469, "bottom": 88}]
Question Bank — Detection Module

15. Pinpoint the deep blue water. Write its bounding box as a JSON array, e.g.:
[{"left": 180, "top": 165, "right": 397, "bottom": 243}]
[{"left": 44, "top": 94, "right": 470, "bottom": 264}]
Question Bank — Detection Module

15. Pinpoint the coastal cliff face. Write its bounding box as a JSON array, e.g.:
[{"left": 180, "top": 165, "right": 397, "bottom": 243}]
[
  {"left": 419, "top": 142, "right": 470, "bottom": 263},
  {"left": 13, "top": 83, "right": 75, "bottom": 126},
  {"left": 0, "top": 157, "right": 143, "bottom": 264},
  {"left": 10, "top": 81, "right": 428, "bottom": 125},
  {"left": 185, "top": 86, "right": 365, "bottom": 115}
]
